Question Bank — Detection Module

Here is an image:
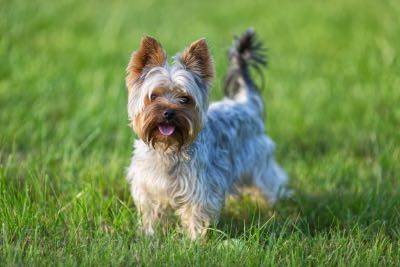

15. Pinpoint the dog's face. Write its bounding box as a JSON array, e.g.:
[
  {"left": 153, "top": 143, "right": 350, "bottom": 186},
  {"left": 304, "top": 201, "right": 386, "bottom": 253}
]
[{"left": 126, "top": 36, "right": 214, "bottom": 150}]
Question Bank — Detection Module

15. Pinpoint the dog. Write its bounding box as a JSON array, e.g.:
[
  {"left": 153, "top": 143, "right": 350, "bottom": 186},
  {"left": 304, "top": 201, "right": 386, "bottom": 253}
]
[{"left": 125, "top": 29, "right": 289, "bottom": 239}]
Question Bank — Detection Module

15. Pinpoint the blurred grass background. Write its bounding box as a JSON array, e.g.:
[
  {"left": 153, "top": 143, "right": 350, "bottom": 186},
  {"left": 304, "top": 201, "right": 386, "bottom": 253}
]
[{"left": 1, "top": 0, "right": 400, "bottom": 265}]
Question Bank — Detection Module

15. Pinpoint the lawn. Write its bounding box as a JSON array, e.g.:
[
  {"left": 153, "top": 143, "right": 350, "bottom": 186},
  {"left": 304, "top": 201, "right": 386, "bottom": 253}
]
[{"left": 1, "top": 0, "right": 400, "bottom": 265}]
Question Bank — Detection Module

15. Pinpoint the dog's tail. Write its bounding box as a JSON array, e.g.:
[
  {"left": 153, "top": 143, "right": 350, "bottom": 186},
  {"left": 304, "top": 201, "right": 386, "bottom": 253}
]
[{"left": 223, "top": 28, "right": 267, "bottom": 113}]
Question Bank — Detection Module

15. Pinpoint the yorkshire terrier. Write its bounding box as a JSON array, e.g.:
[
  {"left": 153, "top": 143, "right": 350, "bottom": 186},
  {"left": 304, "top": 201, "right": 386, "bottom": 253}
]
[{"left": 125, "top": 29, "right": 289, "bottom": 239}]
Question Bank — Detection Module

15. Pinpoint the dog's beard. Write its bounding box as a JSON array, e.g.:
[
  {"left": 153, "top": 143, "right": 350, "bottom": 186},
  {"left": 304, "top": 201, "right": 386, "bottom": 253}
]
[{"left": 134, "top": 103, "right": 202, "bottom": 151}]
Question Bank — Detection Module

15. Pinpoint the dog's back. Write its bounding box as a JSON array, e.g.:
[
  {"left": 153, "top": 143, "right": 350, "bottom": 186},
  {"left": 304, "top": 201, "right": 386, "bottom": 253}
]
[{"left": 196, "top": 29, "right": 289, "bottom": 202}]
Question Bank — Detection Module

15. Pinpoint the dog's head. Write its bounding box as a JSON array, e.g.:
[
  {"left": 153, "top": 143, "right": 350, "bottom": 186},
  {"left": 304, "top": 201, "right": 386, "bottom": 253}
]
[{"left": 126, "top": 35, "right": 214, "bottom": 150}]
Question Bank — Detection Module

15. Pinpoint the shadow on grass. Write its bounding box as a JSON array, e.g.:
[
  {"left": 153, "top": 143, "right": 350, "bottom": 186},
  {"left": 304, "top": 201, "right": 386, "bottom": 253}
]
[
  {"left": 111, "top": 182, "right": 399, "bottom": 240},
  {"left": 217, "top": 187, "right": 399, "bottom": 239}
]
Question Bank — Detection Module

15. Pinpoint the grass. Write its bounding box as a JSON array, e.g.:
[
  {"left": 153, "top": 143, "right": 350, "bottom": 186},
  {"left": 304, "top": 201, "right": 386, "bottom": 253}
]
[{"left": 1, "top": 0, "right": 400, "bottom": 265}]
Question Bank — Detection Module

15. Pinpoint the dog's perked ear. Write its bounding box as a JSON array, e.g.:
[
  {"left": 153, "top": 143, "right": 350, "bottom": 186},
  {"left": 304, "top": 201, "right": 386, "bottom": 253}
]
[
  {"left": 180, "top": 38, "right": 214, "bottom": 87},
  {"left": 126, "top": 35, "right": 167, "bottom": 88}
]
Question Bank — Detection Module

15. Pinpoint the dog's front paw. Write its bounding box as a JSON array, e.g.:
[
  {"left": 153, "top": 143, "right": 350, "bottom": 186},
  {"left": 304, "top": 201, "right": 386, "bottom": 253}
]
[
  {"left": 186, "top": 223, "right": 208, "bottom": 240},
  {"left": 178, "top": 206, "right": 212, "bottom": 240}
]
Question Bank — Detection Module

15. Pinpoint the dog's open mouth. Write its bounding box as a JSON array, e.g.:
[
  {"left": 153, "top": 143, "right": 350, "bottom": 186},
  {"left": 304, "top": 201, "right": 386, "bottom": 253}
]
[{"left": 158, "top": 123, "right": 175, "bottom": 136}]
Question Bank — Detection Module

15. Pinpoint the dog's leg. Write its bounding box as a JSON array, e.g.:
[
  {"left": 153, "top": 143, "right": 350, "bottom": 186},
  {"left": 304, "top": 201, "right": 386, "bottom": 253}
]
[
  {"left": 253, "top": 158, "right": 290, "bottom": 204},
  {"left": 177, "top": 204, "right": 213, "bottom": 240},
  {"left": 131, "top": 185, "right": 163, "bottom": 236},
  {"left": 136, "top": 201, "right": 161, "bottom": 236}
]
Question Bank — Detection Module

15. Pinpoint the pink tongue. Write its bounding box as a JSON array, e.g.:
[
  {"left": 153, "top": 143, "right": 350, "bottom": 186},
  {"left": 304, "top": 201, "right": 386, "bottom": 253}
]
[{"left": 158, "top": 124, "right": 175, "bottom": 136}]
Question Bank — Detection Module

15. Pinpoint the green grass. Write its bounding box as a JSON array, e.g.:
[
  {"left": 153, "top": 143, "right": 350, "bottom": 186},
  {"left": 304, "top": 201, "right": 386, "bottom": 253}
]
[{"left": 1, "top": 0, "right": 400, "bottom": 265}]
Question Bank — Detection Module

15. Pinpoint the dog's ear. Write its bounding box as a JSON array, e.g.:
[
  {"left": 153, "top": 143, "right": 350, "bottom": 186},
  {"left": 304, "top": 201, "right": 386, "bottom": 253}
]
[
  {"left": 180, "top": 38, "right": 214, "bottom": 86},
  {"left": 126, "top": 35, "right": 166, "bottom": 87}
]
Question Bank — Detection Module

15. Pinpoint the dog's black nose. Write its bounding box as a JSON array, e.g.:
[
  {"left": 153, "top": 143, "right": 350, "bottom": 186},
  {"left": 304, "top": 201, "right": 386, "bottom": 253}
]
[{"left": 163, "top": 109, "right": 176, "bottom": 120}]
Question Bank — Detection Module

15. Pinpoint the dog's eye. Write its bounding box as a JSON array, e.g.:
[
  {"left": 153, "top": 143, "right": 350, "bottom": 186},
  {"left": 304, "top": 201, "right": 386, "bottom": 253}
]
[
  {"left": 150, "top": 94, "right": 158, "bottom": 101},
  {"left": 178, "top": 96, "right": 190, "bottom": 104}
]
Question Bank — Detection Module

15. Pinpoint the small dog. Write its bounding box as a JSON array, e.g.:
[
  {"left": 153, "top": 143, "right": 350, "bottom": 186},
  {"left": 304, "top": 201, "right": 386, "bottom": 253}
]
[{"left": 125, "top": 29, "right": 289, "bottom": 239}]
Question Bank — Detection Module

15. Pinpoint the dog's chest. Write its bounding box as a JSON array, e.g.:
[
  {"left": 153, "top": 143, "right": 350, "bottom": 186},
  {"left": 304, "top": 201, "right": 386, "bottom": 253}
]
[{"left": 132, "top": 151, "right": 195, "bottom": 206}]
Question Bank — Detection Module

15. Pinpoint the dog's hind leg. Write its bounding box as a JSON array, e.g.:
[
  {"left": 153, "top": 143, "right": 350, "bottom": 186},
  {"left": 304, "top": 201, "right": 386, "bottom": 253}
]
[
  {"left": 249, "top": 137, "right": 290, "bottom": 204},
  {"left": 254, "top": 158, "right": 290, "bottom": 204}
]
